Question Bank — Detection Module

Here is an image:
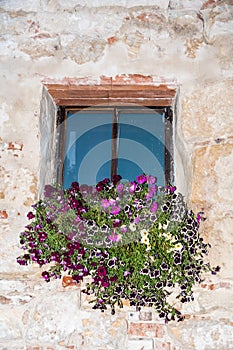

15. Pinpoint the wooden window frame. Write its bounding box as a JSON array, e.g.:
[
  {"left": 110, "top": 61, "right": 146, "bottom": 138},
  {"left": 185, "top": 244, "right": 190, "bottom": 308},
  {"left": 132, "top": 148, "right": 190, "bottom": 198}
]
[{"left": 44, "top": 83, "right": 176, "bottom": 186}]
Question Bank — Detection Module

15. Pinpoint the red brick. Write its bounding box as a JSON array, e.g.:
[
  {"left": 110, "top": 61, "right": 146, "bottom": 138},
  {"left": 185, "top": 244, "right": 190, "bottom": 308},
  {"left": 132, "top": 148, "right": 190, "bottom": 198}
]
[
  {"left": 129, "top": 322, "right": 164, "bottom": 338},
  {"left": 112, "top": 74, "right": 153, "bottom": 84}
]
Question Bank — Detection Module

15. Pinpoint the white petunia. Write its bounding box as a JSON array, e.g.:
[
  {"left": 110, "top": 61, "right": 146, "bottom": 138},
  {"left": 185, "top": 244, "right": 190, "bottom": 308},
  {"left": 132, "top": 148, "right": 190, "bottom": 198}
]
[
  {"left": 129, "top": 223, "right": 136, "bottom": 232},
  {"left": 141, "top": 236, "right": 150, "bottom": 245},
  {"left": 174, "top": 242, "right": 183, "bottom": 251},
  {"left": 140, "top": 229, "right": 149, "bottom": 237}
]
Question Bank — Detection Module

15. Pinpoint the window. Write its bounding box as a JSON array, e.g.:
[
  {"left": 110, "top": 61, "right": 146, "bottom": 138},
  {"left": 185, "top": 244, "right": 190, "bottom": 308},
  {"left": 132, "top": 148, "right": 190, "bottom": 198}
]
[
  {"left": 57, "top": 106, "right": 173, "bottom": 188},
  {"left": 41, "top": 80, "right": 176, "bottom": 191}
]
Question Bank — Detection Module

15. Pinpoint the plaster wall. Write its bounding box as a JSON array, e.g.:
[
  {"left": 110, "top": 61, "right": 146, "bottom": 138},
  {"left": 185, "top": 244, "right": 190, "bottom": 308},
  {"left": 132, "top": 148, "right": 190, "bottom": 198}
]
[{"left": 0, "top": 0, "right": 233, "bottom": 349}]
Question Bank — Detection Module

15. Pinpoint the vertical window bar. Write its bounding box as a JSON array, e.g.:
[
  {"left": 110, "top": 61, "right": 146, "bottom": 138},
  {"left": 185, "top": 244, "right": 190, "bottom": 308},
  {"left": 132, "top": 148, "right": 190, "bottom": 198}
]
[
  {"left": 56, "top": 106, "right": 66, "bottom": 185},
  {"left": 164, "top": 107, "right": 174, "bottom": 185},
  {"left": 111, "top": 107, "right": 119, "bottom": 179}
]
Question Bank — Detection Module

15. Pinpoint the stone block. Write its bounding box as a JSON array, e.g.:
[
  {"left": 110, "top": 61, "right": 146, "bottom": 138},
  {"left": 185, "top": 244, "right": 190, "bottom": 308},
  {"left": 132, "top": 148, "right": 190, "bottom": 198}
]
[
  {"left": 190, "top": 142, "right": 233, "bottom": 209},
  {"left": 81, "top": 312, "right": 127, "bottom": 349},
  {"left": 181, "top": 81, "right": 233, "bottom": 140},
  {"left": 26, "top": 290, "right": 81, "bottom": 343},
  {"left": 0, "top": 309, "right": 22, "bottom": 340},
  {"left": 168, "top": 318, "right": 233, "bottom": 350}
]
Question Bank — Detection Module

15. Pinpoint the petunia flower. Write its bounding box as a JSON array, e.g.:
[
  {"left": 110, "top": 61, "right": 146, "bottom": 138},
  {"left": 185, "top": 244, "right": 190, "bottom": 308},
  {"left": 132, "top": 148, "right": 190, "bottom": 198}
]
[
  {"left": 141, "top": 236, "right": 150, "bottom": 245},
  {"left": 150, "top": 202, "right": 158, "bottom": 213},
  {"left": 27, "top": 211, "right": 35, "bottom": 220},
  {"left": 120, "top": 225, "right": 128, "bottom": 233},
  {"left": 101, "top": 276, "right": 110, "bottom": 288},
  {"left": 129, "top": 223, "right": 136, "bottom": 232},
  {"left": 129, "top": 182, "right": 137, "bottom": 193},
  {"left": 136, "top": 174, "right": 147, "bottom": 184},
  {"left": 124, "top": 270, "right": 131, "bottom": 277},
  {"left": 108, "top": 233, "right": 121, "bottom": 242},
  {"left": 140, "top": 229, "right": 149, "bottom": 237},
  {"left": 101, "top": 198, "right": 111, "bottom": 208},
  {"left": 146, "top": 175, "right": 156, "bottom": 184},
  {"left": 110, "top": 206, "right": 120, "bottom": 215},
  {"left": 97, "top": 266, "right": 107, "bottom": 277},
  {"left": 116, "top": 183, "right": 124, "bottom": 193}
]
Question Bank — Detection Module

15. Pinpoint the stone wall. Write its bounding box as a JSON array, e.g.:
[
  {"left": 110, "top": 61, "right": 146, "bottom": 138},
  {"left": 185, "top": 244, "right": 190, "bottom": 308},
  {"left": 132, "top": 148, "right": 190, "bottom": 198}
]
[{"left": 0, "top": 0, "right": 232, "bottom": 349}]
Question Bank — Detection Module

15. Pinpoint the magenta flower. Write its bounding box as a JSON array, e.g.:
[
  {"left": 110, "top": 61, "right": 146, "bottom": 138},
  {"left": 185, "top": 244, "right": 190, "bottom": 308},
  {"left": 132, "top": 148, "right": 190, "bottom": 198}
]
[
  {"left": 136, "top": 174, "right": 147, "bottom": 184},
  {"left": 167, "top": 186, "right": 176, "bottom": 193},
  {"left": 151, "top": 202, "right": 158, "bottom": 213},
  {"left": 38, "top": 231, "right": 48, "bottom": 242},
  {"left": 112, "top": 219, "right": 121, "bottom": 228},
  {"left": 101, "top": 276, "right": 110, "bottom": 288},
  {"left": 97, "top": 266, "right": 107, "bottom": 277},
  {"left": 110, "top": 206, "right": 121, "bottom": 215},
  {"left": 108, "top": 233, "right": 120, "bottom": 242},
  {"left": 41, "top": 271, "right": 50, "bottom": 282}
]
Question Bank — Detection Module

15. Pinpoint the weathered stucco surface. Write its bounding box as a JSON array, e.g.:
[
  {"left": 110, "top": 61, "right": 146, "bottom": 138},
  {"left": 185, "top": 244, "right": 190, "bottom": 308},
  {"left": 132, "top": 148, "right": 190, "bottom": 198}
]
[{"left": 0, "top": 0, "right": 233, "bottom": 349}]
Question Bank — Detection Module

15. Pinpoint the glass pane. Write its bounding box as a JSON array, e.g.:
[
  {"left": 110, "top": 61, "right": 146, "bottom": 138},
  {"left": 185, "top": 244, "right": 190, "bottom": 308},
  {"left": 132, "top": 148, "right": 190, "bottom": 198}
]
[
  {"left": 118, "top": 111, "right": 165, "bottom": 186},
  {"left": 64, "top": 111, "right": 112, "bottom": 188}
]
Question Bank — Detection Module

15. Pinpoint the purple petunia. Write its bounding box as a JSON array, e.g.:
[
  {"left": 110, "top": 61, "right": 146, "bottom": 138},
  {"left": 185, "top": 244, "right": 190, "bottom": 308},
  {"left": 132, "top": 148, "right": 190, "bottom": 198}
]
[
  {"left": 101, "top": 276, "right": 110, "bottom": 288},
  {"left": 42, "top": 271, "right": 50, "bottom": 282},
  {"left": 97, "top": 266, "right": 107, "bottom": 277},
  {"left": 27, "top": 211, "right": 35, "bottom": 220}
]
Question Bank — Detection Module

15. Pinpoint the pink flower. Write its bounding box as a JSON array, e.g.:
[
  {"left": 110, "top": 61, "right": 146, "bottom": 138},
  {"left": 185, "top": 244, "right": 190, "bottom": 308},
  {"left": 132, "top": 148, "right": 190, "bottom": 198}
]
[
  {"left": 116, "top": 183, "right": 124, "bottom": 193},
  {"left": 110, "top": 206, "right": 121, "bottom": 215},
  {"left": 108, "top": 233, "right": 120, "bottom": 242},
  {"left": 101, "top": 198, "right": 111, "bottom": 208},
  {"left": 146, "top": 185, "right": 157, "bottom": 199},
  {"left": 147, "top": 175, "right": 156, "bottom": 184},
  {"left": 129, "top": 182, "right": 137, "bottom": 193},
  {"left": 151, "top": 202, "right": 158, "bottom": 213},
  {"left": 120, "top": 225, "right": 128, "bottom": 233},
  {"left": 124, "top": 270, "right": 131, "bottom": 277}
]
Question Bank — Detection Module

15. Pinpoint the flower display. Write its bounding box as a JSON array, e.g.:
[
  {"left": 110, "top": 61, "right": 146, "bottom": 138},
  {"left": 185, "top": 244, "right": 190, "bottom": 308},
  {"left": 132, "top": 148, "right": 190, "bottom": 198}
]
[{"left": 17, "top": 174, "right": 220, "bottom": 322}]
